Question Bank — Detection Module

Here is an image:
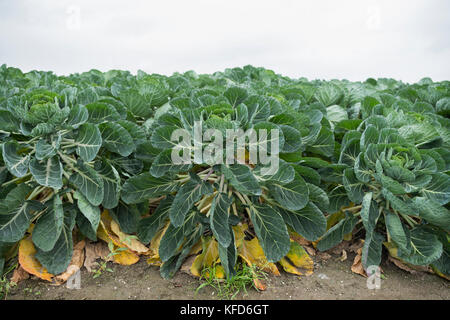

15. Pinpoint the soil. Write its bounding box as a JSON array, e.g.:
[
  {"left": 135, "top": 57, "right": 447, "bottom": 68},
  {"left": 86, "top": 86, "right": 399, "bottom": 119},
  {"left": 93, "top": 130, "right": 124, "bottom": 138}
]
[{"left": 6, "top": 250, "right": 449, "bottom": 300}]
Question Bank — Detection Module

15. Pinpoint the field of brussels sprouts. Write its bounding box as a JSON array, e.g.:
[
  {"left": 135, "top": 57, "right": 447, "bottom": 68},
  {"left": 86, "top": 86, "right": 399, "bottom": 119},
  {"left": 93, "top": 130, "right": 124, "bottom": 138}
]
[{"left": 0, "top": 64, "right": 449, "bottom": 296}]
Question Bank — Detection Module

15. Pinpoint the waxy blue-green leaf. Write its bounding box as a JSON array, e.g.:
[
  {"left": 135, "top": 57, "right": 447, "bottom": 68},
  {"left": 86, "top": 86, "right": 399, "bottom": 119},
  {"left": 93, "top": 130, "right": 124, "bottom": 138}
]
[
  {"left": 150, "top": 149, "right": 192, "bottom": 178},
  {"left": 362, "top": 231, "right": 384, "bottom": 270},
  {"left": 32, "top": 195, "right": 64, "bottom": 252},
  {"left": 169, "top": 178, "right": 213, "bottom": 227},
  {"left": 73, "top": 191, "right": 100, "bottom": 235},
  {"left": 385, "top": 210, "right": 411, "bottom": 254},
  {"left": 151, "top": 125, "right": 180, "bottom": 149},
  {"left": 254, "top": 161, "right": 295, "bottom": 184},
  {"left": 268, "top": 172, "right": 309, "bottom": 211},
  {"left": 0, "top": 184, "right": 40, "bottom": 242},
  {"left": 99, "top": 122, "right": 134, "bottom": 157},
  {"left": 29, "top": 157, "right": 63, "bottom": 190},
  {"left": 278, "top": 202, "right": 326, "bottom": 241},
  {"left": 292, "top": 164, "right": 321, "bottom": 186},
  {"left": 95, "top": 160, "right": 120, "bottom": 209},
  {"left": 218, "top": 226, "right": 237, "bottom": 278},
  {"left": 360, "top": 192, "right": 381, "bottom": 238},
  {"left": 137, "top": 196, "right": 173, "bottom": 244},
  {"left": 69, "top": 160, "right": 104, "bottom": 206},
  {"left": 328, "top": 185, "right": 351, "bottom": 213},
  {"left": 419, "top": 173, "right": 450, "bottom": 205},
  {"left": 306, "top": 127, "right": 334, "bottom": 157},
  {"left": 360, "top": 125, "right": 379, "bottom": 149},
  {"left": 314, "top": 83, "right": 343, "bottom": 107},
  {"left": 119, "top": 90, "right": 152, "bottom": 118},
  {"left": 110, "top": 202, "right": 140, "bottom": 234},
  {"left": 35, "top": 207, "right": 77, "bottom": 275},
  {"left": 121, "top": 172, "right": 179, "bottom": 204},
  {"left": 398, "top": 226, "right": 443, "bottom": 266},
  {"left": 339, "top": 138, "right": 360, "bottom": 166},
  {"left": 220, "top": 164, "right": 261, "bottom": 196},
  {"left": 210, "top": 193, "right": 233, "bottom": 247},
  {"left": 85, "top": 102, "right": 121, "bottom": 124},
  {"left": 67, "top": 104, "right": 88, "bottom": 128},
  {"left": 306, "top": 183, "right": 329, "bottom": 212},
  {"left": 343, "top": 168, "right": 365, "bottom": 204},
  {"left": 245, "top": 95, "right": 270, "bottom": 123},
  {"left": 317, "top": 212, "right": 358, "bottom": 251},
  {"left": 249, "top": 203, "right": 290, "bottom": 262},
  {"left": 412, "top": 197, "right": 450, "bottom": 231},
  {"left": 2, "top": 141, "right": 30, "bottom": 178},
  {"left": 224, "top": 87, "right": 248, "bottom": 107},
  {"left": 75, "top": 123, "right": 102, "bottom": 162},
  {"left": 279, "top": 125, "right": 302, "bottom": 153},
  {"left": 35, "top": 135, "right": 61, "bottom": 161}
]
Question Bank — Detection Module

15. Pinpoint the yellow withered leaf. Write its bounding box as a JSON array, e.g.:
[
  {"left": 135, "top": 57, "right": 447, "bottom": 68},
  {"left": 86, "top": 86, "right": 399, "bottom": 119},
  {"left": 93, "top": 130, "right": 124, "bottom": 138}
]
[
  {"left": 232, "top": 223, "right": 247, "bottom": 248},
  {"left": 190, "top": 237, "right": 220, "bottom": 277},
  {"left": 204, "top": 264, "right": 225, "bottom": 279},
  {"left": 18, "top": 237, "right": 54, "bottom": 282},
  {"left": 279, "top": 241, "right": 314, "bottom": 276},
  {"left": 113, "top": 249, "right": 140, "bottom": 265},
  {"left": 110, "top": 219, "right": 150, "bottom": 254},
  {"left": 238, "top": 238, "right": 280, "bottom": 275}
]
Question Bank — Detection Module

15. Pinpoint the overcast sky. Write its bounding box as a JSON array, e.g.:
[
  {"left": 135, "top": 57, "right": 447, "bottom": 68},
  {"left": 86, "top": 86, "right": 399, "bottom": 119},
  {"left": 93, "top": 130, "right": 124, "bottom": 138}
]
[{"left": 0, "top": 0, "right": 449, "bottom": 82}]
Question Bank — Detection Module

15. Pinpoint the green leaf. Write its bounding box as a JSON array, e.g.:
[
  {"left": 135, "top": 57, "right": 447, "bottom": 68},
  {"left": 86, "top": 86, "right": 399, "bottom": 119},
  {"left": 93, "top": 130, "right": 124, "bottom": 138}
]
[
  {"left": 95, "top": 160, "right": 120, "bottom": 209},
  {"left": 279, "top": 125, "right": 302, "bottom": 153},
  {"left": 360, "top": 125, "right": 379, "bottom": 149},
  {"left": 151, "top": 125, "right": 180, "bottom": 149},
  {"left": 382, "top": 188, "right": 415, "bottom": 216},
  {"left": 69, "top": 160, "right": 104, "bottom": 206},
  {"left": 385, "top": 210, "right": 411, "bottom": 254},
  {"left": 420, "top": 173, "right": 450, "bottom": 205},
  {"left": 254, "top": 161, "right": 295, "bottom": 184},
  {"left": 0, "top": 185, "right": 39, "bottom": 242},
  {"left": 75, "top": 123, "right": 102, "bottom": 162},
  {"left": 32, "top": 196, "right": 64, "bottom": 252},
  {"left": 73, "top": 191, "right": 100, "bottom": 235},
  {"left": 277, "top": 202, "right": 326, "bottom": 241},
  {"left": 121, "top": 172, "right": 179, "bottom": 204},
  {"left": 169, "top": 178, "right": 213, "bottom": 227},
  {"left": 343, "top": 168, "right": 365, "bottom": 204},
  {"left": 98, "top": 122, "right": 134, "bottom": 157},
  {"left": 85, "top": 102, "right": 120, "bottom": 124},
  {"left": 248, "top": 203, "right": 290, "bottom": 262},
  {"left": 245, "top": 95, "right": 270, "bottom": 123},
  {"left": 360, "top": 192, "right": 380, "bottom": 238},
  {"left": 2, "top": 141, "right": 30, "bottom": 177},
  {"left": 379, "top": 174, "right": 407, "bottom": 195},
  {"left": 119, "top": 90, "right": 152, "bottom": 118},
  {"left": 314, "top": 83, "right": 343, "bottom": 107},
  {"left": 220, "top": 164, "right": 261, "bottom": 196},
  {"left": 35, "top": 136, "right": 60, "bottom": 161},
  {"left": 398, "top": 226, "right": 443, "bottom": 266},
  {"left": 306, "top": 126, "right": 334, "bottom": 157},
  {"left": 159, "top": 211, "right": 197, "bottom": 262},
  {"left": 137, "top": 196, "right": 172, "bottom": 244},
  {"left": 268, "top": 172, "right": 309, "bottom": 211},
  {"left": 328, "top": 185, "right": 351, "bottom": 213},
  {"left": 412, "top": 197, "right": 450, "bottom": 231},
  {"left": 224, "top": 87, "right": 248, "bottom": 107},
  {"left": 317, "top": 212, "right": 358, "bottom": 251},
  {"left": 306, "top": 183, "right": 329, "bottom": 212},
  {"left": 339, "top": 138, "right": 360, "bottom": 166},
  {"left": 29, "top": 157, "right": 63, "bottom": 190},
  {"left": 35, "top": 207, "right": 77, "bottom": 274},
  {"left": 218, "top": 226, "right": 237, "bottom": 278},
  {"left": 150, "top": 149, "right": 192, "bottom": 178},
  {"left": 110, "top": 202, "right": 140, "bottom": 234},
  {"left": 210, "top": 193, "right": 232, "bottom": 248},
  {"left": 362, "top": 231, "right": 384, "bottom": 269},
  {"left": 67, "top": 104, "right": 88, "bottom": 128}
]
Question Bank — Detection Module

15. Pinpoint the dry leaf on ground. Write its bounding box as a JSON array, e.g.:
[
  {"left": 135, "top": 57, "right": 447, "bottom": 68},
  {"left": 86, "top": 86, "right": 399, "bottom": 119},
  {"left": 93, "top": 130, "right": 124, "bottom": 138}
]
[
  {"left": 18, "top": 237, "right": 54, "bottom": 282},
  {"left": 55, "top": 240, "right": 85, "bottom": 284},
  {"left": 351, "top": 248, "right": 366, "bottom": 277},
  {"left": 11, "top": 266, "right": 30, "bottom": 284}
]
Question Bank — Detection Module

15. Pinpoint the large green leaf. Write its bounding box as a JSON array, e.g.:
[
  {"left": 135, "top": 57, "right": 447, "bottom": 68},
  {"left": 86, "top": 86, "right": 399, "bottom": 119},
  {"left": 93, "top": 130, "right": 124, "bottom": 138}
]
[
  {"left": 398, "top": 226, "right": 443, "bottom": 266},
  {"left": 95, "top": 160, "right": 120, "bottom": 209},
  {"left": 69, "top": 160, "right": 104, "bottom": 206},
  {"left": 248, "top": 203, "right": 290, "bottom": 262},
  {"left": 412, "top": 197, "right": 450, "bottom": 231},
  {"left": 35, "top": 207, "right": 77, "bottom": 274},
  {"left": 360, "top": 192, "right": 380, "bottom": 238},
  {"left": 342, "top": 168, "right": 365, "bottom": 204},
  {"left": 385, "top": 210, "right": 411, "bottom": 254},
  {"left": 29, "top": 157, "right": 63, "bottom": 190},
  {"left": 277, "top": 202, "right": 326, "bottom": 241},
  {"left": 150, "top": 149, "right": 192, "bottom": 178},
  {"left": 32, "top": 195, "right": 64, "bottom": 252},
  {"left": 121, "top": 172, "right": 179, "bottom": 204},
  {"left": 317, "top": 212, "right": 358, "bottom": 251},
  {"left": 99, "top": 122, "right": 134, "bottom": 157},
  {"left": 420, "top": 173, "right": 450, "bottom": 205},
  {"left": 75, "top": 123, "right": 102, "bottom": 162},
  {"left": 137, "top": 196, "right": 172, "bottom": 244},
  {"left": 73, "top": 191, "right": 100, "bottom": 235},
  {"left": 209, "top": 193, "right": 232, "bottom": 248},
  {"left": 268, "top": 172, "right": 309, "bottom": 211},
  {"left": 220, "top": 164, "right": 261, "bottom": 196},
  {"left": 218, "top": 226, "right": 237, "bottom": 278},
  {"left": 169, "top": 178, "right": 213, "bottom": 227},
  {"left": 362, "top": 231, "right": 384, "bottom": 269},
  {"left": 2, "top": 141, "right": 30, "bottom": 177},
  {"left": 0, "top": 185, "right": 42, "bottom": 242}
]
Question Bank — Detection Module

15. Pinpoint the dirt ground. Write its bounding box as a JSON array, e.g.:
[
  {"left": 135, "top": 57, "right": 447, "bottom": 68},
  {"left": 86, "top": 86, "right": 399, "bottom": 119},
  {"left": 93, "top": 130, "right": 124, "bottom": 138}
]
[{"left": 6, "top": 250, "right": 449, "bottom": 300}]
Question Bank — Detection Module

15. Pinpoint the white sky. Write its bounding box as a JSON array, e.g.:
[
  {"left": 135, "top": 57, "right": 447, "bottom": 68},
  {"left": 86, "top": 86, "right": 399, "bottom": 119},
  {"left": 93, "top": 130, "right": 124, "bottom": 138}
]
[{"left": 0, "top": 0, "right": 449, "bottom": 82}]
